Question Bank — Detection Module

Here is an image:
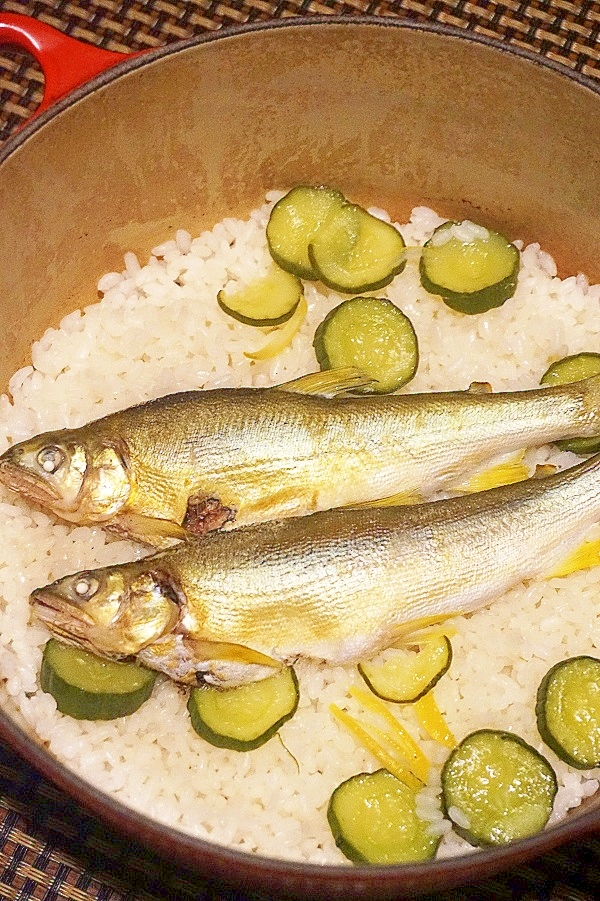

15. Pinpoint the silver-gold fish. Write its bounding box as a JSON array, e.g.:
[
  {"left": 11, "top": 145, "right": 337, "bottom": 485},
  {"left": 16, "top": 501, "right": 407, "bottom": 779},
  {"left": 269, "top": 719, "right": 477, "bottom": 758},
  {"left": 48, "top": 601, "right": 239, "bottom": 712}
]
[
  {"left": 30, "top": 452, "right": 600, "bottom": 688},
  {"left": 4, "top": 369, "right": 600, "bottom": 547}
]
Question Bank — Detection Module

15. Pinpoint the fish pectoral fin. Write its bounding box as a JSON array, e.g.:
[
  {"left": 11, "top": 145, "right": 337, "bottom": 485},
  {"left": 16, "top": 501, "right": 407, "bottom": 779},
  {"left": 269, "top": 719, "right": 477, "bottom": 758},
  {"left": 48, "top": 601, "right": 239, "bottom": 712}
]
[
  {"left": 184, "top": 638, "right": 282, "bottom": 669},
  {"left": 548, "top": 537, "right": 600, "bottom": 579},
  {"left": 390, "top": 613, "right": 461, "bottom": 647},
  {"left": 108, "top": 496, "right": 237, "bottom": 547},
  {"left": 107, "top": 512, "right": 189, "bottom": 547},
  {"left": 183, "top": 495, "right": 236, "bottom": 536},
  {"left": 277, "top": 367, "right": 375, "bottom": 397}
]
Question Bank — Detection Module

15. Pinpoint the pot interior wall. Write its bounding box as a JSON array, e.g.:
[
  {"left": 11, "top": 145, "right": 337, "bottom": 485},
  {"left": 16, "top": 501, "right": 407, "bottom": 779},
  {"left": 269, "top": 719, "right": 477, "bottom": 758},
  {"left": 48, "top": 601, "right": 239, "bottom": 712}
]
[{"left": 1, "top": 20, "right": 599, "bottom": 388}]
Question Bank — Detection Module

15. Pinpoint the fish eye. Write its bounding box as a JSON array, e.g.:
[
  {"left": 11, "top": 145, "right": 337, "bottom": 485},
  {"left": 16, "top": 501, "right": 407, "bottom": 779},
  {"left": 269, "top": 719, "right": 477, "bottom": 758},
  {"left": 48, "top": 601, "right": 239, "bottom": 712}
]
[
  {"left": 72, "top": 574, "right": 100, "bottom": 600},
  {"left": 37, "top": 446, "right": 65, "bottom": 474}
]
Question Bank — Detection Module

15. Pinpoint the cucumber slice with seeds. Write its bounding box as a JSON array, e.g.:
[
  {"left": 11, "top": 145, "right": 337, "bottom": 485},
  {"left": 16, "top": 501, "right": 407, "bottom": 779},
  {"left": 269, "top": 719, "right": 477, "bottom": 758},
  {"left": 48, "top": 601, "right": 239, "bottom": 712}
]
[
  {"left": 540, "top": 353, "right": 600, "bottom": 455},
  {"left": 217, "top": 265, "right": 303, "bottom": 326},
  {"left": 313, "top": 296, "right": 418, "bottom": 394},
  {"left": 187, "top": 666, "right": 299, "bottom": 751},
  {"left": 327, "top": 768, "right": 440, "bottom": 865},
  {"left": 536, "top": 655, "right": 600, "bottom": 769},
  {"left": 441, "top": 729, "right": 557, "bottom": 847},
  {"left": 41, "top": 638, "right": 157, "bottom": 720},
  {"left": 420, "top": 220, "right": 520, "bottom": 314},
  {"left": 358, "top": 635, "right": 452, "bottom": 703},
  {"left": 266, "top": 185, "right": 346, "bottom": 280},
  {"left": 309, "top": 203, "right": 406, "bottom": 294}
]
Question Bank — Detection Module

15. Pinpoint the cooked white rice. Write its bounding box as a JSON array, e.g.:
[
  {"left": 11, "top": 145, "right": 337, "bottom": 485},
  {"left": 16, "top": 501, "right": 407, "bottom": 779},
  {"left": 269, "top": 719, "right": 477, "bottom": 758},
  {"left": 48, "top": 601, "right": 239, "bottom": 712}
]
[{"left": 1, "top": 192, "right": 600, "bottom": 864}]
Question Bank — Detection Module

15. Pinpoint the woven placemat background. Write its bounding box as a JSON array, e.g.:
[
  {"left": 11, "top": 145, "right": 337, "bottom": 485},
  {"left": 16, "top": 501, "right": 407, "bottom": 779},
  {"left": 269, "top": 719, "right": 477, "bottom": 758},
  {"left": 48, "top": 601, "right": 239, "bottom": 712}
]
[
  {"left": 2, "top": 0, "right": 600, "bottom": 898},
  {"left": 1, "top": 0, "right": 600, "bottom": 141}
]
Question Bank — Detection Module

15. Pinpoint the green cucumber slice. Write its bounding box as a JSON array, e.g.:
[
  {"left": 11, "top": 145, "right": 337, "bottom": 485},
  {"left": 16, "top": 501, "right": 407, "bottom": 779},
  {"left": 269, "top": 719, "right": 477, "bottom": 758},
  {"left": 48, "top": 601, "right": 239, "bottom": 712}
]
[
  {"left": 358, "top": 635, "right": 452, "bottom": 703},
  {"left": 266, "top": 185, "right": 346, "bottom": 280},
  {"left": 313, "top": 296, "right": 418, "bottom": 394},
  {"left": 420, "top": 220, "right": 520, "bottom": 314},
  {"left": 40, "top": 638, "right": 157, "bottom": 720},
  {"left": 308, "top": 203, "right": 406, "bottom": 294},
  {"left": 217, "top": 265, "right": 303, "bottom": 326},
  {"left": 187, "top": 666, "right": 299, "bottom": 751},
  {"left": 540, "top": 353, "right": 600, "bottom": 455},
  {"left": 327, "top": 768, "right": 440, "bottom": 865},
  {"left": 441, "top": 729, "right": 557, "bottom": 847},
  {"left": 536, "top": 655, "right": 600, "bottom": 769}
]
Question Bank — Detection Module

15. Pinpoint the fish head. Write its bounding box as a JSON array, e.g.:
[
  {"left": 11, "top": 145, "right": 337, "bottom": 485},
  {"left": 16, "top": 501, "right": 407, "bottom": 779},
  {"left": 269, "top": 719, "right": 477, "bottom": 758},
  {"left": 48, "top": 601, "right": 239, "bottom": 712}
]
[
  {"left": 30, "top": 565, "right": 180, "bottom": 657},
  {"left": 0, "top": 430, "right": 131, "bottom": 523}
]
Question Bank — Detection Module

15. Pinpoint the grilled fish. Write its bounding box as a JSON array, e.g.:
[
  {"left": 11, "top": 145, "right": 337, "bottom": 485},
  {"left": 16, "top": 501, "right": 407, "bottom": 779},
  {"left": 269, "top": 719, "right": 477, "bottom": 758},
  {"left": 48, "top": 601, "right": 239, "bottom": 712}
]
[
  {"left": 4, "top": 369, "right": 600, "bottom": 546},
  {"left": 30, "top": 452, "right": 600, "bottom": 688}
]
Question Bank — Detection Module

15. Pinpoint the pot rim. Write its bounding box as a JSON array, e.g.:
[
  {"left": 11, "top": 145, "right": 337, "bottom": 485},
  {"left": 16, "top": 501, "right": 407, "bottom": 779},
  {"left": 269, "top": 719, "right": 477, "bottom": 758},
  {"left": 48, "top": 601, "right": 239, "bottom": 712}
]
[
  {"left": 2, "top": 14, "right": 600, "bottom": 897},
  {"left": 2, "top": 13, "right": 600, "bottom": 163}
]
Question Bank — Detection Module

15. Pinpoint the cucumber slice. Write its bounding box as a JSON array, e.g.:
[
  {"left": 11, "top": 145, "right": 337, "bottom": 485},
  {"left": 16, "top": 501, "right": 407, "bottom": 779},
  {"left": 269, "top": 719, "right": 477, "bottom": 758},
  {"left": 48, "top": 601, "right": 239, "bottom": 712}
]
[
  {"left": 441, "top": 729, "right": 557, "bottom": 847},
  {"left": 187, "top": 666, "right": 299, "bottom": 751},
  {"left": 536, "top": 655, "right": 600, "bottom": 769},
  {"left": 217, "top": 265, "right": 303, "bottom": 326},
  {"left": 313, "top": 296, "right": 418, "bottom": 394},
  {"left": 358, "top": 635, "right": 452, "bottom": 703},
  {"left": 266, "top": 185, "right": 346, "bottom": 280},
  {"left": 540, "top": 353, "right": 600, "bottom": 455},
  {"left": 308, "top": 203, "right": 406, "bottom": 294},
  {"left": 420, "top": 220, "right": 520, "bottom": 314},
  {"left": 327, "top": 768, "right": 440, "bottom": 865},
  {"left": 40, "top": 638, "right": 157, "bottom": 720}
]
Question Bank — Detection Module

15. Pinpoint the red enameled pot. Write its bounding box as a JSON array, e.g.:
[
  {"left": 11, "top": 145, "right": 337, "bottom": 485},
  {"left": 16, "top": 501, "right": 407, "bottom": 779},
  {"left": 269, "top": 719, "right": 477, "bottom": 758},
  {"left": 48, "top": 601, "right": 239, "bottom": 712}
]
[{"left": 1, "top": 12, "right": 600, "bottom": 899}]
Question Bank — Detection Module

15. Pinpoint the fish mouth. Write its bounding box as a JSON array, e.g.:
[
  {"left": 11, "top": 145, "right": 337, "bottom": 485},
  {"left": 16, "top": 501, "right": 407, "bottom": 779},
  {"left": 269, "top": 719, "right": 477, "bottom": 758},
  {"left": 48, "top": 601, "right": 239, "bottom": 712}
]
[
  {"left": 0, "top": 461, "right": 63, "bottom": 507},
  {"left": 30, "top": 588, "right": 98, "bottom": 650}
]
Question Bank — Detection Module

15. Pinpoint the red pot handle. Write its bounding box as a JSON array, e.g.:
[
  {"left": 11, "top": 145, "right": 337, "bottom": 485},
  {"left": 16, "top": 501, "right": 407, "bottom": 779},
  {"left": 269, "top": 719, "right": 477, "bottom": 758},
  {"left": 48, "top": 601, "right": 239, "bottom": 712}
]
[{"left": 0, "top": 13, "right": 147, "bottom": 125}]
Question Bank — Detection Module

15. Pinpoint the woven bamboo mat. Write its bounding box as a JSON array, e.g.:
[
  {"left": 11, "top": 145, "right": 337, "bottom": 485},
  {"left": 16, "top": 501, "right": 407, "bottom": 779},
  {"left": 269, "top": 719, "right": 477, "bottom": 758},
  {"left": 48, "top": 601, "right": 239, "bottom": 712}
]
[
  {"left": 2, "top": 0, "right": 600, "bottom": 140},
  {"left": 2, "top": 1, "right": 600, "bottom": 899}
]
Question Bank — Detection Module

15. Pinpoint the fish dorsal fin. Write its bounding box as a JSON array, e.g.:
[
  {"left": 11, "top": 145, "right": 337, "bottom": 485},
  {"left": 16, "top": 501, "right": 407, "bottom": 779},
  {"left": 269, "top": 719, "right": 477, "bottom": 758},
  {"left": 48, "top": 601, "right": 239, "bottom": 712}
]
[
  {"left": 547, "top": 536, "right": 600, "bottom": 579},
  {"left": 276, "top": 367, "right": 375, "bottom": 397},
  {"left": 184, "top": 638, "right": 282, "bottom": 669}
]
